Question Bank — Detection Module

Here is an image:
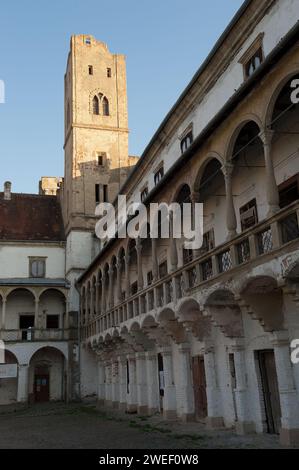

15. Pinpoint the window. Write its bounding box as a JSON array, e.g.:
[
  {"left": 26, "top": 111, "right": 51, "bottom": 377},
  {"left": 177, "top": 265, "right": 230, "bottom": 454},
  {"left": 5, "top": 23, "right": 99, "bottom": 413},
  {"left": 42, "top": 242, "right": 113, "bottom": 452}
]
[
  {"left": 85, "top": 37, "right": 91, "bottom": 45},
  {"left": 97, "top": 152, "right": 106, "bottom": 166},
  {"left": 102, "top": 96, "right": 109, "bottom": 116},
  {"left": 92, "top": 95, "right": 100, "bottom": 115},
  {"left": 279, "top": 173, "right": 299, "bottom": 208},
  {"left": 88, "top": 65, "right": 93, "bottom": 75},
  {"left": 141, "top": 186, "right": 148, "bottom": 202},
  {"left": 147, "top": 271, "right": 153, "bottom": 286},
  {"left": 180, "top": 130, "right": 193, "bottom": 154},
  {"left": 159, "top": 261, "right": 168, "bottom": 279},
  {"left": 240, "top": 199, "right": 258, "bottom": 231},
  {"left": 201, "top": 229, "right": 215, "bottom": 253},
  {"left": 46, "top": 315, "right": 59, "bottom": 329},
  {"left": 244, "top": 47, "right": 263, "bottom": 78},
  {"left": 131, "top": 282, "right": 138, "bottom": 295},
  {"left": 95, "top": 184, "right": 100, "bottom": 204},
  {"left": 30, "top": 258, "right": 46, "bottom": 278},
  {"left": 183, "top": 249, "right": 193, "bottom": 264},
  {"left": 107, "top": 68, "right": 111, "bottom": 78},
  {"left": 154, "top": 166, "right": 164, "bottom": 186},
  {"left": 103, "top": 184, "right": 108, "bottom": 203},
  {"left": 239, "top": 34, "right": 264, "bottom": 80}
]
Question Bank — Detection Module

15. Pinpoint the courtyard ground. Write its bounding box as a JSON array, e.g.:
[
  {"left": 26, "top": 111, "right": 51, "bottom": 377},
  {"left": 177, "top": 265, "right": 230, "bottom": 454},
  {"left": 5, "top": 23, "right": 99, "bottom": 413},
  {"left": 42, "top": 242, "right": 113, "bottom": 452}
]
[{"left": 0, "top": 403, "right": 291, "bottom": 449}]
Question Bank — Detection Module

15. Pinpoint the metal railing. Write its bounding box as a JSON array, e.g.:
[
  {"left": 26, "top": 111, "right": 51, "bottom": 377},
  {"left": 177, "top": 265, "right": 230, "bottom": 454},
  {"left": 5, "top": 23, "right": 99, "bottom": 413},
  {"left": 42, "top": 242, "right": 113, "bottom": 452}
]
[{"left": 1, "top": 328, "right": 69, "bottom": 342}]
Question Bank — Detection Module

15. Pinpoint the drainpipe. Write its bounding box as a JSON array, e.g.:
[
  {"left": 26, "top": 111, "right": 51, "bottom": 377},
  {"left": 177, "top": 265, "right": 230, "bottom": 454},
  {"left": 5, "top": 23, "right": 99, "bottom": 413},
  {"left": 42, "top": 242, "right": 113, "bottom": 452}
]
[{"left": 75, "top": 280, "right": 82, "bottom": 402}]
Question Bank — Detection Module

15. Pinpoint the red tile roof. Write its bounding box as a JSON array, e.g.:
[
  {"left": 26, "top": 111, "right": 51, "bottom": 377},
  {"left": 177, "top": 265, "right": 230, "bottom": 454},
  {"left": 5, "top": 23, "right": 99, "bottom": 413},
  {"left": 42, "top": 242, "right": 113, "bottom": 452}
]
[{"left": 0, "top": 193, "right": 65, "bottom": 242}]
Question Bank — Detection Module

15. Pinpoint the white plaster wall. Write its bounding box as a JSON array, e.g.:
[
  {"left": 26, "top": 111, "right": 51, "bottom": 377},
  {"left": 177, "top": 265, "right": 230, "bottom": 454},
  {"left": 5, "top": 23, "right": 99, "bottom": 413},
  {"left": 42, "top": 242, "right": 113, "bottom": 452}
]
[
  {"left": 80, "top": 345, "right": 98, "bottom": 398},
  {"left": 0, "top": 244, "right": 65, "bottom": 279}
]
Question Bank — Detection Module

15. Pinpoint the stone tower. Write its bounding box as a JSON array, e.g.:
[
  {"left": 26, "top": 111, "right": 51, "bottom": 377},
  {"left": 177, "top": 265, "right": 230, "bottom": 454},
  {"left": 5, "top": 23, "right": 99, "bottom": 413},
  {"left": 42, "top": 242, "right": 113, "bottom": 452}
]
[{"left": 62, "top": 34, "right": 137, "bottom": 316}]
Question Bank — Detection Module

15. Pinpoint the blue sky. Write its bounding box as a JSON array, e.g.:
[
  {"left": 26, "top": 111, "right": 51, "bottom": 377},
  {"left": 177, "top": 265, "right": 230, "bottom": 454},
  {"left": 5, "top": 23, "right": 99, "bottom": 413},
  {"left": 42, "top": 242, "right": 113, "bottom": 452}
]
[{"left": 0, "top": 0, "right": 244, "bottom": 193}]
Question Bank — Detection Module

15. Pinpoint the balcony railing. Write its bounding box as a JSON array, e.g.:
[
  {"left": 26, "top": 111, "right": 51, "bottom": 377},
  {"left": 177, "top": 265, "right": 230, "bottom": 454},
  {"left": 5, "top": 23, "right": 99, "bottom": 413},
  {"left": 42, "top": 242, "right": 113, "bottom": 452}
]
[
  {"left": 1, "top": 328, "right": 70, "bottom": 342},
  {"left": 82, "top": 201, "right": 299, "bottom": 340}
]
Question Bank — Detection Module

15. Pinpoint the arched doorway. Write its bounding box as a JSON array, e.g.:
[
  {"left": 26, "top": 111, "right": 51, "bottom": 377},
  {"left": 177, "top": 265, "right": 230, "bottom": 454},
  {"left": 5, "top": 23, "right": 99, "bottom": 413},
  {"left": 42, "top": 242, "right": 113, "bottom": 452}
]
[{"left": 29, "top": 347, "right": 66, "bottom": 403}]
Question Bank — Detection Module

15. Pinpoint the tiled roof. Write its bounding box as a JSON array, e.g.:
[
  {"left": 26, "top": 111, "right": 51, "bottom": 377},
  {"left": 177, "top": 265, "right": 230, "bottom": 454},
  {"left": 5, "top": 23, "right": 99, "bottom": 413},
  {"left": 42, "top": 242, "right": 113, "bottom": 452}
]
[{"left": 0, "top": 193, "right": 65, "bottom": 242}]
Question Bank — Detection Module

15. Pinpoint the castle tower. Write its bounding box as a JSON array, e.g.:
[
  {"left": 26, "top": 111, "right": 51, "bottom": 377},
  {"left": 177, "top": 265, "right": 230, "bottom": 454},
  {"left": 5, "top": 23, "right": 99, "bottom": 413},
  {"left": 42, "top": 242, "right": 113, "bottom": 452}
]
[{"left": 62, "top": 35, "right": 137, "bottom": 314}]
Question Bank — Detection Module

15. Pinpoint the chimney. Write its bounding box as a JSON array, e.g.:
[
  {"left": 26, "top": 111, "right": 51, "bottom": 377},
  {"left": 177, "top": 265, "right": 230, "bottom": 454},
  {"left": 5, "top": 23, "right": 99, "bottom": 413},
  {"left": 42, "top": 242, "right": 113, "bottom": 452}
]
[{"left": 4, "top": 181, "right": 12, "bottom": 200}]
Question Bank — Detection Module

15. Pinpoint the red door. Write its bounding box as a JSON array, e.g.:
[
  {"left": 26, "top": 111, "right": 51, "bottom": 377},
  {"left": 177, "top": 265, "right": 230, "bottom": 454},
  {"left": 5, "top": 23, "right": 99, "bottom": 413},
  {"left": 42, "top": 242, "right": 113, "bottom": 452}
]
[
  {"left": 34, "top": 375, "right": 50, "bottom": 402},
  {"left": 192, "top": 356, "right": 207, "bottom": 419}
]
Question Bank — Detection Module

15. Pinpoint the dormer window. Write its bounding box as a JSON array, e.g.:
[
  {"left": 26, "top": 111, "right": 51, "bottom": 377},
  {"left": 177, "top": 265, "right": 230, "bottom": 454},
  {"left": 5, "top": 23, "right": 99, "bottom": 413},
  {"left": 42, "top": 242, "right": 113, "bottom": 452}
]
[
  {"left": 239, "top": 33, "right": 264, "bottom": 80},
  {"left": 154, "top": 166, "right": 164, "bottom": 186},
  {"left": 245, "top": 47, "right": 263, "bottom": 78},
  {"left": 141, "top": 186, "right": 148, "bottom": 202},
  {"left": 180, "top": 130, "right": 193, "bottom": 154}
]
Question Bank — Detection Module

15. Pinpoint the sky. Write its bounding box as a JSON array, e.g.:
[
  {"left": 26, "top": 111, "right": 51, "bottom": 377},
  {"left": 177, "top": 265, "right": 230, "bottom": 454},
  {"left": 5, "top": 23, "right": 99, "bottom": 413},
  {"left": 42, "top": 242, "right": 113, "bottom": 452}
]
[{"left": 0, "top": 0, "right": 244, "bottom": 194}]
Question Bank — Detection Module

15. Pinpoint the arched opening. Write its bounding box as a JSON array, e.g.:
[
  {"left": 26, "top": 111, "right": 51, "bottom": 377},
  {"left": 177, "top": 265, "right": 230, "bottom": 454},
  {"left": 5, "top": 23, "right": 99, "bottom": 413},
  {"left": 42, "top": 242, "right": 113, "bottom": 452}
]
[
  {"left": 268, "top": 75, "right": 299, "bottom": 217},
  {"left": 230, "top": 121, "right": 264, "bottom": 231},
  {"left": 173, "top": 185, "right": 192, "bottom": 265},
  {"left": 194, "top": 158, "right": 223, "bottom": 249},
  {"left": 29, "top": 347, "right": 66, "bottom": 403},
  {"left": 38, "top": 289, "right": 66, "bottom": 335},
  {"left": 127, "top": 239, "right": 138, "bottom": 296},
  {"left": 92, "top": 95, "right": 100, "bottom": 115},
  {"left": 102, "top": 96, "right": 109, "bottom": 116},
  {"left": 0, "top": 350, "right": 18, "bottom": 405},
  {"left": 6, "top": 289, "right": 36, "bottom": 339}
]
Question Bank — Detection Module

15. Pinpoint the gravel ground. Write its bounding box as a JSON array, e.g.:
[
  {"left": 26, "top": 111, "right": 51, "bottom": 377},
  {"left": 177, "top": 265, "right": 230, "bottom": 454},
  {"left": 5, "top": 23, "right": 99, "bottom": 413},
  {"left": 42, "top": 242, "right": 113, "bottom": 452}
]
[{"left": 0, "top": 403, "right": 288, "bottom": 449}]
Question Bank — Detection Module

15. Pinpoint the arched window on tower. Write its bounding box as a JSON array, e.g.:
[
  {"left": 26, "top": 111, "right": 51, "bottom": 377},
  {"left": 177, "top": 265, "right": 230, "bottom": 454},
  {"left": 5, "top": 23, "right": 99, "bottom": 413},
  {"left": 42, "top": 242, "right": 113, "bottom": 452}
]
[
  {"left": 92, "top": 95, "right": 100, "bottom": 115},
  {"left": 102, "top": 96, "right": 109, "bottom": 116}
]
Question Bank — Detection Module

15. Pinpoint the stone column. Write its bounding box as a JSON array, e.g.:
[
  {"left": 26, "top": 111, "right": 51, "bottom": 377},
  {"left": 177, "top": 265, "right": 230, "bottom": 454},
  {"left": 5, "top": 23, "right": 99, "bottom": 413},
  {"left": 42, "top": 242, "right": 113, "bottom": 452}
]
[
  {"left": 90, "top": 285, "right": 94, "bottom": 320},
  {"left": 146, "top": 351, "right": 160, "bottom": 415},
  {"left": 34, "top": 297, "right": 40, "bottom": 331},
  {"left": 271, "top": 331, "right": 299, "bottom": 446},
  {"left": 108, "top": 265, "right": 114, "bottom": 309},
  {"left": 116, "top": 260, "right": 122, "bottom": 304},
  {"left": 191, "top": 191, "right": 202, "bottom": 257},
  {"left": 176, "top": 343, "right": 195, "bottom": 422},
  {"left": 259, "top": 130, "right": 280, "bottom": 216},
  {"left": 203, "top": 343, "right": 224, "bottom": 428},
  {"left": 136, "top": 352, "right": 148, "bottom": 415},
  {"left": 0, "top": 298, "right": 7, "bottom": 333},
  {"left": 118, "top": 356, "right": 127, "bottom": 412},
  {"left": 222, "top": 163, "right": 237, "bottom": 240},
  {"left": 169, "top": 213, "right": 178, "bottom": 272},
  {"left": 125, "top": 253, "right": 131, "bottom": 298},
  {"left": 101, "top": 273, "right": 106, "bottom": 314},
  {"left": 231, "top": 341, "right": 255, "bottom": 434},
  {"left": 161, "top": 348, "right": 177, "bottom": 419},
  {"left": 17, "top": 364, "right": 29, "bottom": 403},
  {"left": 95, "top": 281, "right": 100, "bottom": 316},
  {"left": 127, "top": 354, "right": 137, "bottom": 413},
  {"left": 136, "top": 238, "right": 144, "bottom": 291},
  {"left": 97, "top": 361, "right": 105, "bottom": 407},
  {"left": 151, "top": 237, "right": 158, "bottom": 282},
  {"left": 111, "top": 360, "right": 119, "bottom": 408},
  {"left": 104, "top": 362, "right": 112, "bottom": 406}
]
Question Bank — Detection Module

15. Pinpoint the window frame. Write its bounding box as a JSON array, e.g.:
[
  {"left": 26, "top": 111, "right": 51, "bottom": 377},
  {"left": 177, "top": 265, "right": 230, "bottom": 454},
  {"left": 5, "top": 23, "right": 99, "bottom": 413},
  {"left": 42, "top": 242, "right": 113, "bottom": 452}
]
[{"left": 29, "top": 257, "right": 46, "bottom": 278}]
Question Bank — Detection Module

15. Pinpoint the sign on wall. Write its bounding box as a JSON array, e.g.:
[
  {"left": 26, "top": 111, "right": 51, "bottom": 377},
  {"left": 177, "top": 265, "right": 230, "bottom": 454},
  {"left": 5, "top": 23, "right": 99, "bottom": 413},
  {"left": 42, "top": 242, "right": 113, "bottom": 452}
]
[{"left": 0, "top": 364, "right": 18, "bottom": 378}]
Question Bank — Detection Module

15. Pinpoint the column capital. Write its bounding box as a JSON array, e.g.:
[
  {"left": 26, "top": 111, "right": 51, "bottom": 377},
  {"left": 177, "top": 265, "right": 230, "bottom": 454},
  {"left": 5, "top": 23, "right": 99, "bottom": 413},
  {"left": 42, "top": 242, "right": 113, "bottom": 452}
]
[
  {"left": 270, "top": 330, "right": 290, "bottom": 347},
  {"left": 259, "top": 128, "right": 274, "bottom": 146},
  {"left": 221, "top": 162, "right": 234, "bottom": 179}
]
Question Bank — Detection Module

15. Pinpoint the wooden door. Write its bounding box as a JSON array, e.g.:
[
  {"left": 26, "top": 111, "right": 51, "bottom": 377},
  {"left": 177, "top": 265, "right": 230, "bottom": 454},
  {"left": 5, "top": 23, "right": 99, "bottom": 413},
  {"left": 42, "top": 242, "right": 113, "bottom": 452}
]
[
  {"left": 192, "top": 356, "right": 207, "bottom": 419},
  {"left": 34, "top": 374, "right": 50, "bottom": 403},
  {"left": 258, "top": 350, "right": 281, "bottom": 434}
]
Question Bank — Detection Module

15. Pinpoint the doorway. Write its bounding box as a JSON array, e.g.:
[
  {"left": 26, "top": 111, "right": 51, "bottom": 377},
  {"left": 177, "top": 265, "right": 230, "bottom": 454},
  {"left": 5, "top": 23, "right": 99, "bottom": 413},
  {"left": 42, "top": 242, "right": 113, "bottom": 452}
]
[
  {"left": 192, "top": 356, "right": 207, "bottom": 419},
  {"left": 258, "top": 350, "right": 281, "bottom": 434},
  {"left": 34, "top": 374, "right": 50, "bottom": 402}
]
